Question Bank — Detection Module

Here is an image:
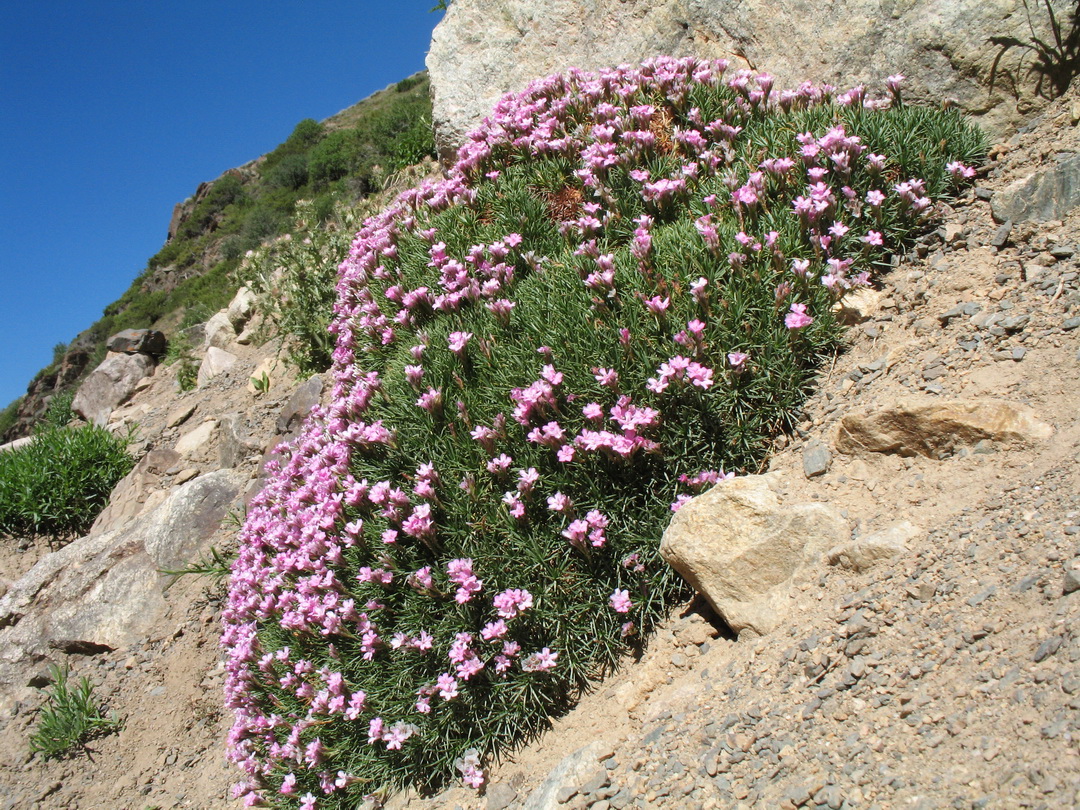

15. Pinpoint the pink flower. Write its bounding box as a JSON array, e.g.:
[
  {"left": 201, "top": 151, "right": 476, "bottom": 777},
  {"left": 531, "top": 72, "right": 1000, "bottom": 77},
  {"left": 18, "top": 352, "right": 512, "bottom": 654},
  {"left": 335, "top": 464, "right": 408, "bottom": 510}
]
[
  {"left": 609, "top": 589, "right": 633, "bottom": 613},
  {"left": 436, "top": 673, "right": 459, "bottom": 700},
  {"left": 785, "top": 302, "right": 814, "bottom": 330},
  {"left": 547, "top": 491, "right": 573, "bottom": 513},
  {"left": 521, "top": 647, "right": 558, "bottom": 672},
  {"left": 492, "top": 588, "right": 533, "bottom": 619},
  {"left": 448, "top": 331, "right": 473, "bottom": 357},
  {"left": 727, "top": 351, "right": 749, "bottom": 370}
]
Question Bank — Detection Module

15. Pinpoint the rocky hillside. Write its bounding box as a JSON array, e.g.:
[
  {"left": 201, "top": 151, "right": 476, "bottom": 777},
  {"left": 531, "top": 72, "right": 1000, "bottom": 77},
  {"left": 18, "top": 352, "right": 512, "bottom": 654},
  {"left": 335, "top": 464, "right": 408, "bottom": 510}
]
[{"left": 0, "top": 82, "right": 1076, "bottom": 810}]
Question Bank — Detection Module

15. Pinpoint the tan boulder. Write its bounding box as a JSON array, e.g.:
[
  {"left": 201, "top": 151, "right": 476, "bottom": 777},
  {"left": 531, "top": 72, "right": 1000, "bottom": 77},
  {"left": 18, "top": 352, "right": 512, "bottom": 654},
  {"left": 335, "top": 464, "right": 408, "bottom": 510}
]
[
  {"left": 660, "top": 475, "right": 847, "bottom": 637},
  {"left": 836, "top": 398, "right": 1053, "bottom": 458}
]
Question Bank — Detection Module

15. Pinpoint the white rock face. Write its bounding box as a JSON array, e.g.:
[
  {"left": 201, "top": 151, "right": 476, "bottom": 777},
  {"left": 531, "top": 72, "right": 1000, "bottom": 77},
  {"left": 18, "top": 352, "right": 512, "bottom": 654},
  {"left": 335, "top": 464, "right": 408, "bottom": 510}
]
[
  {"left": 660, "top": 474, "right": 848, "bottom": 637},
  {"left": 827, "top": 521, "right": 920, "bottom": 573},
  {"left": 175, "top": 419, "right": 219, "bottom": 458},
  {"left": 427, "top": 0, "right": 1067, "bottom": 156},
  {"left": 203, "top": 311, "right": 236, "bottom": 351},
  {"left": 197, "top": 346, "right": 238, "bottom": 388},
  {"left": 226, "top": 286, "right": 257, "bottom": 332},
  {"left": 72, "top": 351, "right": 155, "bottom": 426}
]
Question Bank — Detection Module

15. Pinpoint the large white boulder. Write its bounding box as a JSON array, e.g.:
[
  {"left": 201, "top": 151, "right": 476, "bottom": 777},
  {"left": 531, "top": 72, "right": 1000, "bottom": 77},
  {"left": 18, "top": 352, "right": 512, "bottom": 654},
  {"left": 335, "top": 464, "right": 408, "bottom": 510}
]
[{"left": 427, "top": 0, "right": 1068, "bottom": 157}]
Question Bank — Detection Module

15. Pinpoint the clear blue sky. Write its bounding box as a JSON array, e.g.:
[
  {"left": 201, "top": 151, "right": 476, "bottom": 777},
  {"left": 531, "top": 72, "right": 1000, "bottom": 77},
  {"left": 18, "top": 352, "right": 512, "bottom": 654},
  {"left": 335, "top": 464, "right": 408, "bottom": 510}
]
[{"left": 0, "top": 1, "right": 445, "bottom": 409}]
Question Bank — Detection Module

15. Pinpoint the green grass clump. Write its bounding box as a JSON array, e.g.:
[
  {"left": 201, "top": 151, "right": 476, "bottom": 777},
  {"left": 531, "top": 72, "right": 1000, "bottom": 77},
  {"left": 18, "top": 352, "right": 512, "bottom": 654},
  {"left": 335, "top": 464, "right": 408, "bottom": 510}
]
[
  {"left": 222, "top": 59, "right": 984, "bottom": 807},
  {"left": 28, "top": 664, "right": 121, "bottom": 759},
  {"left": 0, "top": 422, "right": 134, "bottom": 542}
]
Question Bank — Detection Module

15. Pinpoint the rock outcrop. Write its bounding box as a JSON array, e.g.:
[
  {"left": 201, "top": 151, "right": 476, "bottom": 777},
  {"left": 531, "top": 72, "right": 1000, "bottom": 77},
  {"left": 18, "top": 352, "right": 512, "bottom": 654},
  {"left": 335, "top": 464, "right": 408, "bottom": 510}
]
[
  {"left": 0, "top": 469, "right": 244, "bottom": 707},
  {"left": 427, "top": 0, "right": 1071, "bottom": 156},
  {"left": 835, "top": 398, "right": 1054, "bottom": 458}
]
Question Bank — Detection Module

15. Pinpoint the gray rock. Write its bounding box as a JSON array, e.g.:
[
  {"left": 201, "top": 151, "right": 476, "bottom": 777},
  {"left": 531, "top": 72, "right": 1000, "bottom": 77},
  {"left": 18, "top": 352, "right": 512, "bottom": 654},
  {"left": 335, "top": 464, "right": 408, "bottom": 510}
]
[
  {"left": 219, "top": 413, "right": 258, "bottom": 469},
  {"left": 175, "top": 419, "right": 219, "bottom": 458},
  {"left": 427, "top": 0, "right": 1065, "bottom": 157},
  {"left": 197, "top": 347, "right": 238, "bottom": 388},
  {"left": 991, "top": 153, "right": 1080, "bottom": 224},
  {"left": 277, "top": 374, "right": 324, "bottom": 435},
  {"left": 202, "top": 311, "right": 236, "bottom": 350},
  {"left": 90, "top": 447, "right": 181, "bottom": 533},
  {"left": 999, "top": 313, "right": 1031, "bottom": 333},
  {"left": 990, "top": 220, "right": 1013, "bottom": 249},
  {"left": 660, "top": 474, "right": 847, "bottom": 636},
  {"left": 1063, "top": 565, "right": 1080, "bottom": 595},
  {"left": 0, "top": 470, "right": 244, "bottom": 710},
  {"left": 72, "top": 352, "right": 155, "bottom": 426},
  {"left": 226, "top": 286, "right": 258, "bottom": 332},
  {"left": 523, "top": 742, "right": 604, "bottom": 810},
  {"left": 486, "top": 783, "right": 518, "bottom": 810},
  {"left": 802, "top": 441, "right": 832, "bottom": 478}
]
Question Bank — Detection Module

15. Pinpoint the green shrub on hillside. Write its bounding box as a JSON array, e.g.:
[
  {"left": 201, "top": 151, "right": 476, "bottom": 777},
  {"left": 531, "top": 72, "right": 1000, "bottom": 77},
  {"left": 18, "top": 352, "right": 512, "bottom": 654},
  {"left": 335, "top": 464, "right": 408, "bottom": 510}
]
[
  {"left": 223, "top": 59, "right": 983, "bottom": 806},
  {"left": 0, "top": 422, "right": 134, "bottom": 542},
  {"left": 0, "top": 398, "right": 22, "bottom": 439}
]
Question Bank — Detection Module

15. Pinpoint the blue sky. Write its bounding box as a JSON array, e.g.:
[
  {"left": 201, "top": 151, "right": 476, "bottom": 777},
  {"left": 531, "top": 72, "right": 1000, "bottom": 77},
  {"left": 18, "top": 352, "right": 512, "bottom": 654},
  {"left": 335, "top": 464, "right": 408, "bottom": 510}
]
[{"left": 0, "top": 1, "right": 445, "bottom": 409}]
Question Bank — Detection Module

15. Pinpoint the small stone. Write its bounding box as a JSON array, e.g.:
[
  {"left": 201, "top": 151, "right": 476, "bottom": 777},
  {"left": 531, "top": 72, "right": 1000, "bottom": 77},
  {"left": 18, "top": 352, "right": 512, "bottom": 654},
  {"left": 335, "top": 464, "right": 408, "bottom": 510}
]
[
  {"left": 486, "top": 783, "right": 518, "bottom": 810},
  {"left": 974, "top": 187, "right": 994, "bottom": 201},
  {"left": 1063, "top": 567, "right": 1080, "bottom": 595},
  {"left": 166, "top": 404, "right": 197, "bottom": 429},
  {"left": 1034, "top": 636, "right": 1063, "bottom": 662},
  {"left": 1062, "top": 316, "right": 1080, "bottom": 331},
  {"left": 1011, "top": 347, "right": 1027, "bottom": 361},
  {"left": 174, "top": 468, "right": 199, "bottom": 484},
  {"left": 998, "top": 314, "right": 1031, "bottom": 333},
  {"left": 1049, "top": 244, "right": 1075, "bottom": 258},
  {"left": 990, "top": 220, "right": 1013, "bottom": 249},
  {"left": 803, "top": 441, "right": 832, "bottom": 478}
]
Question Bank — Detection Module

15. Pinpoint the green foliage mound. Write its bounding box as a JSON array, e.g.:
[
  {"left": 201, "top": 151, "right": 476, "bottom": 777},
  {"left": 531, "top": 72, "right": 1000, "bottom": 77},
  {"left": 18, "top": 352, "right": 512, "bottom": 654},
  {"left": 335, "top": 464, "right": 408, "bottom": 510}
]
[
  {"left": 222, "top": 58, "right": 983, "bottom": 807},
  {"left": 0, "top": 420, "right": 134, "bottom": 542}
]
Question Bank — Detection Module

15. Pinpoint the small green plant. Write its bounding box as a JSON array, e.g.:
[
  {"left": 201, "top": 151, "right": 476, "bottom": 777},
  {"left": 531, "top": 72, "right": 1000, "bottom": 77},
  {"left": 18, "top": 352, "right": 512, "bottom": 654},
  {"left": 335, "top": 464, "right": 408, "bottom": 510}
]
[
  {"left": 0, "top": 396, "right": 23, "bottom": 439},
  {"left": 38, "top": 392, "right": 75, "bottom": 432},
  {"left": 250, "top": 371, "right": 271, "bottom": 394},
  {"left": 29, "top": 663, "right": 121, "bottom": 759},
  {"left": 164, "top": 330, "right": 200, "bottom": 392},
  {"left": 0, "top": 423, "right": 135, "bottom": 542},
  {"left": 160, "top": 545, "right": 234, "bottom": 584}
]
